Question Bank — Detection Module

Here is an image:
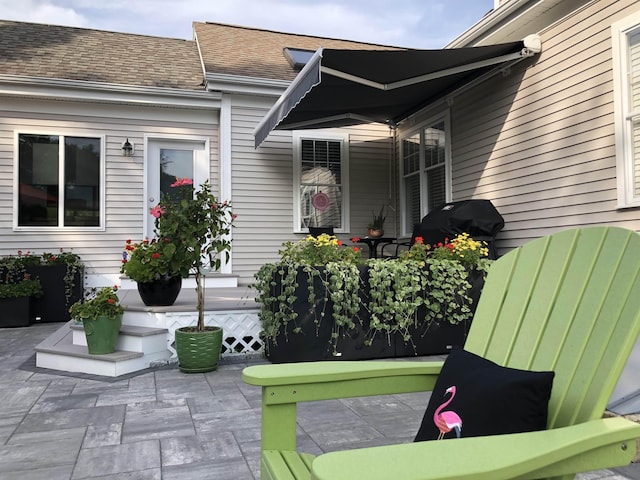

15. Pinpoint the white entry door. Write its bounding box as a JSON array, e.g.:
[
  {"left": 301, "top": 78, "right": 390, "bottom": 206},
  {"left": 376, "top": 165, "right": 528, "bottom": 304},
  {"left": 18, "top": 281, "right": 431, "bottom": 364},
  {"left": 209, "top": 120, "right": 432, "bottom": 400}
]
[{"left": 145, "top": 139, "right": 208, "bottom": 238}]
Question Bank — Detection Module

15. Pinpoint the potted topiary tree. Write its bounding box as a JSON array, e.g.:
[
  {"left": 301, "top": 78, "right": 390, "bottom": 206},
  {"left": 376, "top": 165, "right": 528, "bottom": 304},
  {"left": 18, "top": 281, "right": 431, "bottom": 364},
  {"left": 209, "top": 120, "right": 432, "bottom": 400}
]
[
  {"left": 153, "top": 178, "right": 235, "bottom": 373},
  {"left": 68, "top": 286, "right": 124, "bottom": 354}
]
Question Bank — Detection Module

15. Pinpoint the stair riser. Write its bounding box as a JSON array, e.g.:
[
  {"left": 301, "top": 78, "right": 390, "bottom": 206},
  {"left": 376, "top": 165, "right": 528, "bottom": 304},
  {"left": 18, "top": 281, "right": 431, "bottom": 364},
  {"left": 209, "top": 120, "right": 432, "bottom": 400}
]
[
  {"left": 36, "top": 350, "right": 171, "bottom": 377},
  {"left": 72, "top": 330, "right": 168, "bottom": 353}
]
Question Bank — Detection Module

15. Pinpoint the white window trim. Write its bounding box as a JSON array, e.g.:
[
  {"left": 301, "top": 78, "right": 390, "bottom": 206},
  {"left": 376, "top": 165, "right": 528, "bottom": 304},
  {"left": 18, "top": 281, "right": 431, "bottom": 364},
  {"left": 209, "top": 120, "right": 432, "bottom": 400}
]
[
  {"left": 292, "top": 130, "right": 350, "bottom": 233},
  {"left": 13, "top": 130, "right": 106, "bottom": 231},
  {"left": 612, "top": 11, "right": 640, "bottom": 209},
  {"left": 399, "top": 110, "right": 452, "bottom": 236}
]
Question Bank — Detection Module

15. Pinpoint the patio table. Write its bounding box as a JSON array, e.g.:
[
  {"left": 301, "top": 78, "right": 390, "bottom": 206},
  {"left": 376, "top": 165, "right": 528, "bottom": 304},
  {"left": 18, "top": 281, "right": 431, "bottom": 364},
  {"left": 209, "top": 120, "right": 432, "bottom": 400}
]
[{"left": 353, "top": 236, "right": 396, "bottom": 259}]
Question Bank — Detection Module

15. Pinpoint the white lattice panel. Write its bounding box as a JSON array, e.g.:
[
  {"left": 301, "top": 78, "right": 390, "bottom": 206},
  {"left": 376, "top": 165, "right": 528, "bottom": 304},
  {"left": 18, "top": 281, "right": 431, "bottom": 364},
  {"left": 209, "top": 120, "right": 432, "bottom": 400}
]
[{"left": 165, "top": 310, "right": 262, "bottom": 359}]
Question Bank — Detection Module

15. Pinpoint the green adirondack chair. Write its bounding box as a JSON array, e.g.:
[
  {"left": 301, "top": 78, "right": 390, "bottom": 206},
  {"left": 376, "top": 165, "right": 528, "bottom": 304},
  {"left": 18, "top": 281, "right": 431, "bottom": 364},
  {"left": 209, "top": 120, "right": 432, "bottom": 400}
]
[{"left": 243, "top": 226, "right": 640, "bottom": 480}]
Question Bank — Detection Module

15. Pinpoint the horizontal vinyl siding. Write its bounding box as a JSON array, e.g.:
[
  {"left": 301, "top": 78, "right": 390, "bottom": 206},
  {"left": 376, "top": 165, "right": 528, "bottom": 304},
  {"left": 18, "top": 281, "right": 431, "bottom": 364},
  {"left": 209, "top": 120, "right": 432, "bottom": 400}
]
[
  {"left": 230, "top": 99, "right": 393, "bottom": 285},
  {"left": 0, "top": 97, "right": 218, "bottom": 284},
  {"left": 443, "top": 0, "right": 640, "bottom": 253}
]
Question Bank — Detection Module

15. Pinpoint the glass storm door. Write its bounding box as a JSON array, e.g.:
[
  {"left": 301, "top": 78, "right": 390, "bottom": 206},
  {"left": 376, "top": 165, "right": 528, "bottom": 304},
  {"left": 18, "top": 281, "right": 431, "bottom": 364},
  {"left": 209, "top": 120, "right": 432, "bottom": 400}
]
[{"left": 146, "top": 140, "right": 207, "bottom": 238}]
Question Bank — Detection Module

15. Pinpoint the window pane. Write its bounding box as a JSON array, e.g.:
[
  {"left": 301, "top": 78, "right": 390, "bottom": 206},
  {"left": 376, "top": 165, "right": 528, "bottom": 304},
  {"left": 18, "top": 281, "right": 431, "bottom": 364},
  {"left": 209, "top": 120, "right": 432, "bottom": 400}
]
[
  {"left": 403, "top": 133, "right": 420, "bottom": 174},
  {"left": 299, "top": 139, "right": 343, "bottom": 229},
  {"left": 405, "top": 173, "right": 421, "bottom": 229},
  {"left": 301, "top": 139, "right": 341, "bottom": 184},
  {"left": 300, "top": 184, "right": 342, "bottom": 229},
  {"left": 18, "top": 134, "right": 59, "bottom": 226},
  {"left": 160, "top": 149, "right": 194, "bottom": 201},
  {"left": 64, "top": 137, "right": 100, "bottom": 226},
  {"left": 426, "top": 165, "right": 446, "bottom": 211},
  {"left": 424, "top": 122, "right": 445, "bottom": 168}
]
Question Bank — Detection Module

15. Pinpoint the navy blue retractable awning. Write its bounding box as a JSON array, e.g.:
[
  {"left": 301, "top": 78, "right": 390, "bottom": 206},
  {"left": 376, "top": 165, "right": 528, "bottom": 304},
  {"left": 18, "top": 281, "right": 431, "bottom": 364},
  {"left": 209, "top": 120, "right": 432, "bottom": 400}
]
[{"left": 254, "top": 36, "right": 541, "bottom": 148}]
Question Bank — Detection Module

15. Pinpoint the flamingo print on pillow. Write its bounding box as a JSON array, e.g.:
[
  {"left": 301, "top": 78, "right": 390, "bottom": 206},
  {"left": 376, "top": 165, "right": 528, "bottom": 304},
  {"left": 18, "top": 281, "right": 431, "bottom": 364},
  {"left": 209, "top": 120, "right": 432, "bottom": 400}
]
[{"left": 433, "top": 386, "right": 462, "bottom": 440}]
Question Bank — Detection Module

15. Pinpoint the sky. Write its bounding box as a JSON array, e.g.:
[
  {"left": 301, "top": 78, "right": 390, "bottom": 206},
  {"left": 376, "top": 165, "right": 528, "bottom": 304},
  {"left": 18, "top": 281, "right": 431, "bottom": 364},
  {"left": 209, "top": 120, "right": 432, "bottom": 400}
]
[{"left": 0, "top": 0, "right": 495, "bottom": 49}]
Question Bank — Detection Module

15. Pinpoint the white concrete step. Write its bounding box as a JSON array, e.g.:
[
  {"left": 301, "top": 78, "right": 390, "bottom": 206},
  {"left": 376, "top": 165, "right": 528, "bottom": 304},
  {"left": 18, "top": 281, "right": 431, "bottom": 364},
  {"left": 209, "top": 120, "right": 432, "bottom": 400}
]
[
  {"left": 35, "top": 322, "right": 172, "bottom": 377},
  {"left": 70, "top": 323, "right": 168, "bottom": 354}
]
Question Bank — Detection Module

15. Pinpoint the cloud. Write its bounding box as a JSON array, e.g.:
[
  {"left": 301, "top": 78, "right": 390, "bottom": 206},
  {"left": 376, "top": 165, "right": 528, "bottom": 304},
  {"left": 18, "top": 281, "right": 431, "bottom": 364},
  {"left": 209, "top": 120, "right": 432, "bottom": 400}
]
[
  {"left": 0, "top": 0, "right": 88, "bottom": 27},
  {"left": 0, "top": 0, "right": 494, "bottom": 48}
]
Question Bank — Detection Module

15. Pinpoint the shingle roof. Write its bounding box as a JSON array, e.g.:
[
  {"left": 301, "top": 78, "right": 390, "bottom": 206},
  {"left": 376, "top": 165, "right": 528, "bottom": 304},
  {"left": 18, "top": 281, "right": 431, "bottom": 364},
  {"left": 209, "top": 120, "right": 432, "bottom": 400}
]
[
  {"left": 0, "top": 20, "right": 204, "bottom": 90},
  {"left": 193, "top": 22, "right": 404, "bottom": 81}
]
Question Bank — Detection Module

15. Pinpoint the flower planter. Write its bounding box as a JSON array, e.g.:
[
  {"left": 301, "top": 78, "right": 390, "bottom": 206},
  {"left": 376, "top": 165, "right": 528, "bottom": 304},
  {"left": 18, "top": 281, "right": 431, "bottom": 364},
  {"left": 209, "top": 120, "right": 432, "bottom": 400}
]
[
  {"left": 263, "top": 264, "right": 485, "bottom": 363},
  {"left": 137, "top": 275, "right": 182, "bottom": 306},
  {"left": 175, "top": 326, "right": 223, "bottom": 373},
  {"left": 27, "top": 265, "right": 84, "bottom": 323},
  {"left": 0, "top": 296, "right": 34, "bottom": 327},
  {"left": 83, "top": 314, "right": 122, "bottom": 354}
]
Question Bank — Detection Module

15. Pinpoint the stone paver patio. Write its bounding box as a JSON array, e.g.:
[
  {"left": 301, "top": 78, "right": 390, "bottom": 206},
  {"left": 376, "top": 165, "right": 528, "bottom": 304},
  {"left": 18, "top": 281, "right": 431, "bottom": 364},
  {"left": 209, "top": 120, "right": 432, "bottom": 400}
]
[{"left": 1, "top": 322, "right": 639, "bottom": 479}]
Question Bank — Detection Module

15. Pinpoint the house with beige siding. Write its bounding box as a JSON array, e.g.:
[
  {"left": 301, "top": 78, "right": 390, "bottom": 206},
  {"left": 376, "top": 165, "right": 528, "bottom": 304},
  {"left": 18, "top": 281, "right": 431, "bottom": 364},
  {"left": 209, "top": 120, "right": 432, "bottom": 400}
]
[
  {"left": 2, "top": 0, "right": 639, "bottom": 291},
  {"left": 390, "top": 0, "right": 640, "bottom": 252},
  {"left": 0, "top": 20, "right": 397, "bottom": 287}
]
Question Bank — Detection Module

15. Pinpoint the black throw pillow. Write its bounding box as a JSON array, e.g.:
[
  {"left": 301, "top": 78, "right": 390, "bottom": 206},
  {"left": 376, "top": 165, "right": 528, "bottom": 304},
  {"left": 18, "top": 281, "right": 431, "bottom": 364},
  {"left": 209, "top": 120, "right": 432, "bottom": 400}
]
[{"left": 414, "top": 346, "right": 554, "bottom": 441}]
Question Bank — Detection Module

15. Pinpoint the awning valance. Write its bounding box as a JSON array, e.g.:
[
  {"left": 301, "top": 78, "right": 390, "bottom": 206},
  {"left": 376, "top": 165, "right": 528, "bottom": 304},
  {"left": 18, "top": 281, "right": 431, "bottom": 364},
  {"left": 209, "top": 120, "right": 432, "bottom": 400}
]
[{"left": 254, "top": 35, "right": 541, "bottom": 147}]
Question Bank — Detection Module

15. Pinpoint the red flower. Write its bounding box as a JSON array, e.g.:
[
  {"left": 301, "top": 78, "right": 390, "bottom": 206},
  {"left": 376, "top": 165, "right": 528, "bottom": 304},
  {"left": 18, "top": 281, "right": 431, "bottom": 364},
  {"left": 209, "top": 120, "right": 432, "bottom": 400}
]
[
  {"left": 415, "top": 236, "right": 424, "bottom": 244},
  {"left": 126, "top": 239, "right": 132, "bottom": 244},
  {"left": 437, "top": 242, "right": 443, "bottom": 248},
  {"left": 143, "top": 239, "right": 149, "bottom": 244},
  {"left": 353, "top": 247, "right": 361, "bottom": 253},
  {"left": 121, "top": 259, "right": 128, "bottom": 264},
  {"left": 107, "top": 298, "right": 114, "bottom": 304},
  {"left": 151, "top": 253, "right": 160, "bottom": 259},
  {"left": 351, "top": 237, "right": 360, "bottom": 242},
  {"left": 337, "top": 240, "right": 343, "bottom": 246}
]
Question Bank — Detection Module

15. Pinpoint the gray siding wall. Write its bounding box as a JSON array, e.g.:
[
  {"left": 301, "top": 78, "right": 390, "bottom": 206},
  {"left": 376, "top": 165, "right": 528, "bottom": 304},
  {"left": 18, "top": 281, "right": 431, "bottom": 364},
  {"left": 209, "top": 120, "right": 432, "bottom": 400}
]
[
  {"left": 0, "top": 97, "right": 219, "bottom": 285},
  {"left": 403, "top": 0, "right": 640, "bottom": 254},
  {"left": 230, "top": 95, "right": 394, "bottom": 285}
]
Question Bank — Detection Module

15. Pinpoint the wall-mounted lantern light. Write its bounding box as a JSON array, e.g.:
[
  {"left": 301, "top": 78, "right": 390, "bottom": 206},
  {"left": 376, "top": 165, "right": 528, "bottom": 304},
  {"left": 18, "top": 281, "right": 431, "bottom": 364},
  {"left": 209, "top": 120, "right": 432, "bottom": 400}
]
[{"left": 122, "top": 138, "right": 134, "bottom": 157}]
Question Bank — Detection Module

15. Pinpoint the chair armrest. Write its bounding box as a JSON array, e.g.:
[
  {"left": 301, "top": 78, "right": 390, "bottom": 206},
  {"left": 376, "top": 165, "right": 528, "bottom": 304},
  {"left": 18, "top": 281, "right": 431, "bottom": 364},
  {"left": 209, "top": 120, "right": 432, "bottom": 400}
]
[
  {"left": 244, "top": 360, "right": 444, "bottom": 454},
  {"left": 244, "top": 360, "right": 443, "bottom": 389},
  {"left": 310, "top": 417, "right": 640, "bottom": 480}
]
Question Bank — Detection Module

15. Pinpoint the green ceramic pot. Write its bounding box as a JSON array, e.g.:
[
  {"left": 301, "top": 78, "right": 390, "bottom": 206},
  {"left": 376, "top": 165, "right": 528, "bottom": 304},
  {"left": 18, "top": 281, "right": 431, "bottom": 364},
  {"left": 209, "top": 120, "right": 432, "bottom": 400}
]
[
  {"left": 83, "top": 314, "right": 122, "bottom": 354},
  {"left": 175, "top": 326, "right": 223, "bottom": 373}
]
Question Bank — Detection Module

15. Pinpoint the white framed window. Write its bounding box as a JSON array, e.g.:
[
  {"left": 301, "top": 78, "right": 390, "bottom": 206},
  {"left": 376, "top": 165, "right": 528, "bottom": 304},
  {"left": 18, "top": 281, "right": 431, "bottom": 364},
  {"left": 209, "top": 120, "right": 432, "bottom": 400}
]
[
  {"left": 400, "top": 113, "right": 452, "bottom": 236},
  {"left": 612, "top": 12, "right": 640, "bottom": 208},
  {"left": 293, "top": 131, "right": 349, "bottom": 233},
  {"left": 14, "top": 133, "right": 105, "bottom": 230}
]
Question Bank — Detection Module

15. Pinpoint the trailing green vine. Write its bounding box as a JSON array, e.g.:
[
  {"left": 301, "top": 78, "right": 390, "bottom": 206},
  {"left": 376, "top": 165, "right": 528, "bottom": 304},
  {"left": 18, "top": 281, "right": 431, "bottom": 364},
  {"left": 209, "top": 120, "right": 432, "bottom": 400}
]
[{"left": 252, "top": 233, "right": 493, "bottom": 358}]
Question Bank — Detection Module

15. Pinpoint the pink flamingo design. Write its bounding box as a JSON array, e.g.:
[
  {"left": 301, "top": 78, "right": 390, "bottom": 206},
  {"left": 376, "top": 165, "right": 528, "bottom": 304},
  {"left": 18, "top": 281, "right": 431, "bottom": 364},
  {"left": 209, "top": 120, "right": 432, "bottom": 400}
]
[{"left": 433, "top": 385, "right": 462, "bottom": 440}]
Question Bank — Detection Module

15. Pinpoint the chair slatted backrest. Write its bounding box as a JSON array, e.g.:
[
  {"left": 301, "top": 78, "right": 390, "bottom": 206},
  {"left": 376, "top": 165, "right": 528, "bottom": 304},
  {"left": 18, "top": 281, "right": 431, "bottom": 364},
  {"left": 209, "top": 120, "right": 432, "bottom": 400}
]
[{"left": 465, "top": 227, "right": 640, "bottom": 429}]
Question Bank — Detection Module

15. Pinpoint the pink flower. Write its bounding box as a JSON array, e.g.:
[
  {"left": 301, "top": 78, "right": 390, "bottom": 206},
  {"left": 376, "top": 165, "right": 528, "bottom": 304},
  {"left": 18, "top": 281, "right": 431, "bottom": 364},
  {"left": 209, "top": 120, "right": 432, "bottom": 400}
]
[
  {"left": 415, "top": 237, "right": 424, "bottom": 244},
  {"left": 232, "top": 213, "right": 238, "bottom": 221},
  {"left": 150, "top": 205, "right": 165, "bottom": 218},
  {"left": 170, "top": 177, "right": 193, "bottom": 187}
]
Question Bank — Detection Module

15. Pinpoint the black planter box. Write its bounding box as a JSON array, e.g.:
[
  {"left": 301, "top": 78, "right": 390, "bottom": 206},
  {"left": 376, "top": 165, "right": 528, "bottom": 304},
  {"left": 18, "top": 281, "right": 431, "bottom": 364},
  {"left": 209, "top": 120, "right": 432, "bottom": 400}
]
[
  {"left": 264, "top": 265, "right": 485, "bottom": 363},
  {"left": 26, "top": 265, "right": 84, "bottom": 323},
  {"left": 0, "top": 296, "right": 34, "bottom": 327}
]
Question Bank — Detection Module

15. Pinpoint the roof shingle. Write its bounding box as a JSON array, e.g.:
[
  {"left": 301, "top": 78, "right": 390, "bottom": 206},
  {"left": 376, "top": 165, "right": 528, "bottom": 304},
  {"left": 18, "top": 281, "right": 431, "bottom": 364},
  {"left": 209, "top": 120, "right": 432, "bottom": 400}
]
[
  {"left": 193, "top": 22, "right": 404, "bottom": 81},
  {"left": 0, "top": 20, "right": 204, "bottom": 90}
]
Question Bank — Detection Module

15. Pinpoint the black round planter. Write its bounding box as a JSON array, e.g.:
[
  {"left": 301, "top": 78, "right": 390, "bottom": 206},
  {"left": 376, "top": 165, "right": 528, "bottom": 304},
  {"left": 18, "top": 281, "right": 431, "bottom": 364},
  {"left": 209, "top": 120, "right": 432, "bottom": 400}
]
[{"left": 137, "top": 276, "right": 182, "bottom": 306}]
